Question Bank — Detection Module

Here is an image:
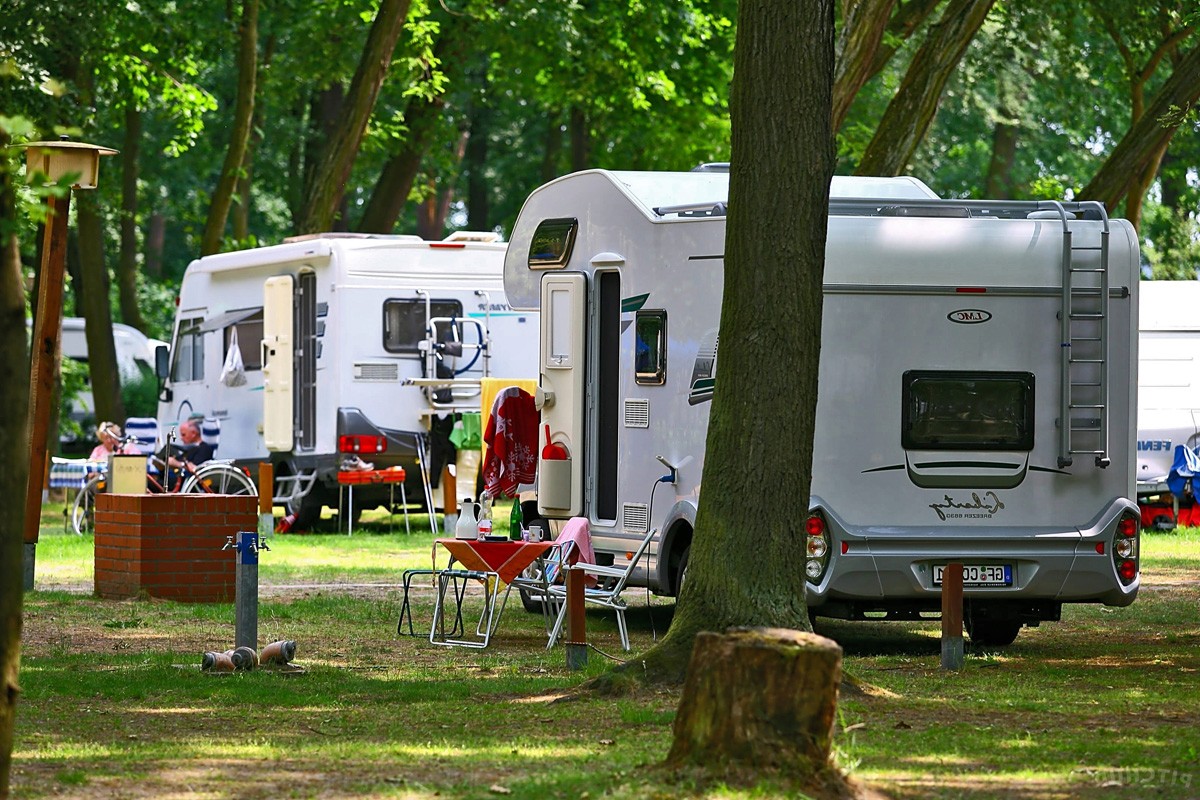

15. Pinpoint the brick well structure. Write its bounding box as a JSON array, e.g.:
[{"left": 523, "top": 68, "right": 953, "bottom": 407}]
[{"left": 94, "top": 493, "right": 257, "bottom": 602}]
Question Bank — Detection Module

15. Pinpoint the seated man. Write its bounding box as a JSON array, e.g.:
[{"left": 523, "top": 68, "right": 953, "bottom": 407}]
[{"left": 167, "top": 415, "right": 214, "bottom": 473}]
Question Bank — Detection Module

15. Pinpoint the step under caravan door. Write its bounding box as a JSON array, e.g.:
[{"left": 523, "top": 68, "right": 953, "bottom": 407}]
[
  {"left": 538, "top": 272, "right": 586, "bottom": 518},
  {"left": 263, "top": 275, "right": 294, "bottom": 452}
]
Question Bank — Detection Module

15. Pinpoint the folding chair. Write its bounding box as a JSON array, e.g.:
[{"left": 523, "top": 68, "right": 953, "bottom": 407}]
[
  {"left": 200, "top": 417, "right": 221, "bottom": 453},
  {"left": 546, "top": 527, "right": 658, "bottom": 652}
]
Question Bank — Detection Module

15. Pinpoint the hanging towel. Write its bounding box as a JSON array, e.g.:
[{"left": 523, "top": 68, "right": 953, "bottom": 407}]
[
  {"left": 481, "top": 386, "right": 539, "bottom": 498},
  {"left": 546, "top": 516, "right": 597, "bottom": 586}
]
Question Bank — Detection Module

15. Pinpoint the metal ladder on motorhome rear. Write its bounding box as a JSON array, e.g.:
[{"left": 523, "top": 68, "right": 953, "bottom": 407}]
[{"left": 1053, "top": 200, "right": 1112, "bottom": 469}]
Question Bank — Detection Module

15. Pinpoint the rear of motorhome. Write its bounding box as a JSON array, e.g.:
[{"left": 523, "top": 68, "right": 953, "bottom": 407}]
[
  {"left": 503, "top": 169, "right": 1142, "bottom": 645},
  {"left": 158, "top": 232, "right": 538, "bottom": 528}
]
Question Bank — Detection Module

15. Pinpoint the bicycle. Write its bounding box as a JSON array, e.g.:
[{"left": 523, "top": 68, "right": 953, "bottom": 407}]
[{"left": 70, "top": 432, "right": 256, "bottom": 535}]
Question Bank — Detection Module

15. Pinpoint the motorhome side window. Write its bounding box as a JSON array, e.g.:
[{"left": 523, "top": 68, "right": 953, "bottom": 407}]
[
  {"left": 172, "top": 317, "right": 204, "bottom": 382},
  {"left": 634, "top": 310, "right": 666, "bottom": 385},
  {"left": 383, "top": 299, "right": 463, "bottom": 354},
  {"left": 527, "top": 218, "right": 577, "bottom": 269},
  {"left": 226, "top": 317, "right": 264, "bottom": 370},
  {"left": 902, "top": 371, "right": 1034, "bottom": 451}
]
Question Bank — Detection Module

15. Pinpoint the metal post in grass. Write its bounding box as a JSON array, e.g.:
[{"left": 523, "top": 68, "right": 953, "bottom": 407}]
[
  {"left": 565, "top": 565, "right": 587, "bottom": 669},
  {"left": 941, "top": 562, "right": 964, "bottom": 670},
  {"left": 226, "top": 530, "right": 267, "bottom": 650}
]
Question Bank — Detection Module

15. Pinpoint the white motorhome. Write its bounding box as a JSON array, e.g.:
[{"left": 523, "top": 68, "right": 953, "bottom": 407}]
[
  {"left": 158, "top": 232, "right": 538, "bottom": 528},
  {"left": 1135, "top": 280, "right": 1200, "bottom": 498},
  {"left": 503, "top": 169, "right": 1142, "bottom": 645}
]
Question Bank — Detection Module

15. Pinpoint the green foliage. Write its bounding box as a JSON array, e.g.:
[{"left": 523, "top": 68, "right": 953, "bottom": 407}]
[
  {"left": 120, "top": 366, "right": 160, "bottom": 420},
  {"left": 58, "top": 356, "right": 90, "bottom": 443},
  {"left": 1142, "top": 205, "right": 1200, "bottom": 279}
]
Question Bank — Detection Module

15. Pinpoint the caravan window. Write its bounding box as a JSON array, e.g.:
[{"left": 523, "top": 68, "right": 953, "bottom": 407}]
[
  {"left": 225, "top": 316, "right": 263, "bottom": 371},
  {"left": 383, "top": 298, "right": 464, "bottom": 354},
  {"left": 172, "top": 317, "right": 205, "bottom": 382},
  {"left": 528, "top": 218, "right": 577, "bottom": 269},
  {"left": 634, "top": 310, "right": 667, "bottom": 385},
  {"left": 902, "top": 371, "right": 1034, "bottom": 451}
]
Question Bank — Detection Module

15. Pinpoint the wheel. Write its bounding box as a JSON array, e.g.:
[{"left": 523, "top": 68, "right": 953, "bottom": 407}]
[
  {"left": 287, "top": 483, "right": 332, "bottom": 532},
  {"left": 181, "top": 463, "right": 257, "bottom": 496},
  {"left": 965, "top": 616, "right": 1022, "bottom": 647},
  {"left": 71, "top": 473, "right": 105, "bottom": 535},
  {"left": 673, "top": 546, "right": 690, "bottom": 597}
]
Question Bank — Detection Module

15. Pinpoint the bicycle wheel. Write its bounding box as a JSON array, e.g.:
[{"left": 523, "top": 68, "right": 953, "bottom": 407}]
[
  {"left": 181, "top": 463, "right": 257, "bottom": 496},
  {"left": 71, "top": 473, "right": 105, "bottom": 535}
]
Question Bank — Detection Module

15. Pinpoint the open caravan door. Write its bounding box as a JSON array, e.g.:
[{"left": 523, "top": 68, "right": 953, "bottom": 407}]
[
  {"left": 263, "top": 275, "right": 294, "bottom": 452},
  {"left": 538, "top": 273, "right": 586, "bottom": 518}
]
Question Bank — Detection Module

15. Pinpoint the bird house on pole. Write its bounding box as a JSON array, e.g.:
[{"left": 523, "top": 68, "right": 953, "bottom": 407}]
[{"left": 22, "top": 138, "right": 117, "bottom": 189}]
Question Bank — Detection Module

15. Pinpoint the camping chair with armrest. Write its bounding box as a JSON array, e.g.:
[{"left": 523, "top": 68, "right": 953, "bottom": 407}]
[
  {"left": 499, "top": 538, "right": 578, "bottom": 633},
  {"left": 545, "top": 526, "right": 658, "bottom": 652}
]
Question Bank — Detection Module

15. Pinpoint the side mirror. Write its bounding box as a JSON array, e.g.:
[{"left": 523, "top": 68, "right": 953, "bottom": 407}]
[{"left": 154, "top": 344, "right": 169, "bottom": 380}]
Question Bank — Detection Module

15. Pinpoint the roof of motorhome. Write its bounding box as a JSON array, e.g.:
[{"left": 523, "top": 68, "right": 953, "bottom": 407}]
[
  {"left": 1140, "top": 280, "right": 1200, "bottom": 331},
  {"left": 185, "top": 233, "right": 506, "bottom": 275},
  {"left": 595, "top": 170, "right": 937, "bottom": 216}
]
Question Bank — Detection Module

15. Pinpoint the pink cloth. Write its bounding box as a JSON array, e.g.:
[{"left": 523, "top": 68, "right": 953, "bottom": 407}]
[
  {"left": 548, "top": 517, "right": 596, "bottom": 586},
  {"left": 482, "top": 387, "right": 539, "bottom": 498}
]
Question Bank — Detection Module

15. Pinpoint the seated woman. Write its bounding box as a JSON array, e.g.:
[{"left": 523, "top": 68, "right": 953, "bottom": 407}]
[{"left": 89, "top": 421, "right": 124, "bottom": 462}]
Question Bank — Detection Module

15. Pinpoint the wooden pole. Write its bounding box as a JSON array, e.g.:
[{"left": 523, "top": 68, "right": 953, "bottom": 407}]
[
  {"left": 442, "top": 465, "right": 456, "bottom": 536},
  {"left": 258, "top": 461, "right": 274, "bottom": 540},
  {"left": 565, "top": 565, "right": 587, "bottom": 669},
  {"left": 941, "top": 561, "right": 964, "bottom": 670},
  {"left": 22, "top": 191, "right": 71, "bottom": 589}
]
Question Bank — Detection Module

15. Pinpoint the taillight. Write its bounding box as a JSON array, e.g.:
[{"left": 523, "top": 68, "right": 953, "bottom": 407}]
[
  {"left": 1113, "top": 512, "right": 1139, "bottom": 586},
  {"left": 805, "top": 512, "right": 830, "bottom": 582},
  {"left": 338, "top": 435, "right": 387, "bottom": 454}
]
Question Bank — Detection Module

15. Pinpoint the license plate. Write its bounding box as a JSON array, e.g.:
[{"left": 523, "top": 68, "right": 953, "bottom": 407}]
[{"left": 933, "top": 564, "right": 1012, "bottom": 586}]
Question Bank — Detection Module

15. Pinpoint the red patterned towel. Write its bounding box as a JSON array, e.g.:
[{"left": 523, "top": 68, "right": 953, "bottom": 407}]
[{"left": 482, "top": 387, "right": 538, "bottom": 498}]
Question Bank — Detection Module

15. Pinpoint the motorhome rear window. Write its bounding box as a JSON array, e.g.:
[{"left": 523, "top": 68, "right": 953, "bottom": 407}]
[
  {"left": 383, "top": 299, "right": 463, "bottom": 354},
  {"left": 902, "top": 371, "right": 1034, "bottom": 451},
  {"left": 527, "top": 218, "right": 577, "bottom": 269},
  {"left": 634, "top": 310, "right": 667, "bottom": 385}
]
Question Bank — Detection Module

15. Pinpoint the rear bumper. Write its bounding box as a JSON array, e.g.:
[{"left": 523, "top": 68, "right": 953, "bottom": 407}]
[{"left": 806, "top": 497, "right": 1140, "bottom": 615}]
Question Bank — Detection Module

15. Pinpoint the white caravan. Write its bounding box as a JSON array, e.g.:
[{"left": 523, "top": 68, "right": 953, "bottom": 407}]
[
  {"left": 503, "top": 169, "right": 1142, "bottom": 645},
  {"left": 158, "top": 232, "right": 538, "bottom": 528},
  {"left": 1136, "top": 280, "right": 1200, "bottom": 497}
]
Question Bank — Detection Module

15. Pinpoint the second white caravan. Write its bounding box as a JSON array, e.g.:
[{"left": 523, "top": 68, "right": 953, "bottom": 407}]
[
  {"left": 503, "top": 169, "right": 1142, "bottom": 645},
  {"left": 158, "top": 232, "right": 538, "bottom": 528}
]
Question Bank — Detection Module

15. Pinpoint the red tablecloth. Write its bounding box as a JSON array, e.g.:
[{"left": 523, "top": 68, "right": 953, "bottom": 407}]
[{"left": 436, "top": 538, "right": 551, "bottom": 584}]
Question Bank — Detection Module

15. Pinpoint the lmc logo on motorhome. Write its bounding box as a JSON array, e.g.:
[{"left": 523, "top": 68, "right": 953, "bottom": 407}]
[{"left": 948, "top": 309, "right": 991, "bottom": 324}]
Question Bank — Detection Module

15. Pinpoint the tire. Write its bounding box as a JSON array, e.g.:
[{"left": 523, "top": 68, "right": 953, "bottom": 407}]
[
  {"left": 672, "top": 546, "right": 690, "bottom": 597},
  {"left": 965, "top": 617, "right": 1022, "bottom": 647},
  {"left": 71, "top": 474, "right": 105, "bottom": 535},
  {"left": 288, "top": 484, "right": 331, "bottom": 532},
  {"left": 182, "top": 463, "right": 257, "bottom": 496}
]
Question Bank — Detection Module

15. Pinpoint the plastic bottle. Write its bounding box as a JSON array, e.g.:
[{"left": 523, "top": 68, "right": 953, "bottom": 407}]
[
  {"left": 477, "top": 490, "right": 493, "bottom": 539},
  {"left": 455, "top": 498, "right": 477, "bottom": 539},
  {"left": 510, "top": 498, "right": 524, "bottom": 541}
]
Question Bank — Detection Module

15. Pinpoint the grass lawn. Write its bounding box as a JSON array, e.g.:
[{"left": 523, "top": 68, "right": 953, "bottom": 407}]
[{"left": 12, "top": 502, "right": 1200, "bottom": 799}]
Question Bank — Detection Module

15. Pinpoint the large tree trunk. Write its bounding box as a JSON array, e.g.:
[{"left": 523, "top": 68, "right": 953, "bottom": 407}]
[
  {"left": 1078, "top": 42, "right": 1200, "bottom": 217},
  {"left": 465, "top": 98, "right": 490, "bottom": 231},
  {"left": 296, "top": 0, "right": 412, "bottom": 234},
  {"left": 0, "top": 128, "right": 32, "bottom": 800},
  {"left": 668, "top": 629, "right": 842, "bottom": 771},
  {"left": 569, "top": 106, "right": 589, "bottom": 172},
  {"left": 76, "top": 193, "right": 126, "bottom": 425},
  {"left": 832, "top": 0, "right": 895, "bottom": 132},
  {"left": 541, "top": 114, "right": 563, "bottom": 183},
  {"left": 117, "top": 99, "right": 147, "bottom": 333},
  {"left": 617, "top": 0, "right": 836, "bottom": 688},
  {"left": 201, "top": 0, "right": 258, "bottom": 256},
  {"left": 855, "top": 0, "right": 997, "bottom": 176}
]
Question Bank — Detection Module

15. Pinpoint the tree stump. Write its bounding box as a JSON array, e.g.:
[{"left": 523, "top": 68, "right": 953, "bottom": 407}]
[{"left": 667, "top": 627, "right": 843, "bottom": 771}]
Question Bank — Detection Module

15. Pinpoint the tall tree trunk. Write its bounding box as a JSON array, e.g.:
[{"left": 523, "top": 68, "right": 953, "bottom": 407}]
[
  {"left": 201, "top": 0, "right": 258, "bottom": 256},
  {"left": 1158, "top": 150, "right": 1184, "bottom": 213},
  {"left": 833, "top": 0, "right": 895, "bottom": 132},
  {"left": 118, "top": 99, "right": 147, "bottom": 333},
  {"left": 623, "top": 0, "right": 836, "bottom": 686},
  {"left": 983, "top": 117, "right": 1018, "bottom": 199},
  {"left": 465, "top": 99, "right": 490, "bottom": 231},
  {"left": 144, "top": 212, "right": 164, "bottom": 280},
  {"left": 1078, "top": 42, "right": 1200, "bottom": 211},
  {"left": 569, "top": 106, "right": 589, "bottom": 172},
  {"left": 297, "top": 0, "right": 413, "bottom": 234},
  {"left": 855, "top": 0, "right": 997, "bottom": 176},
  {"left": 233, "top": 34, "right": 273, "bottom": 244},
  {"left": 0, "top": 128, "right": 32, "bottom": 800},
  {"left": 76, "top": 193, "right": 126, "bottom": 425},
  {"left": 541, "top": 114, "right": 563, "bottom": 183},
  {"left": 356, "top": 96, "right": 443, "bottom": 233},
  {"left": 864, "top": 0, "right": 942, "bottom": 82}
]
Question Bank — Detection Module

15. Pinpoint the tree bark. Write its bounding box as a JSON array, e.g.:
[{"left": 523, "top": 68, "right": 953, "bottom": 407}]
[
  {"left": 855, "top": 0, "right": 997, "bottom": 176},
  {"left": 1077, "top": 41, "right": 1200, "bottom": 212},
  {"left": 0, "top": 127, "right": 32, "bottom": 800},
  {"left": 541, "top": 114, "right": 563, "bottom": 183},
  {"left": 613, "top": 0, "right": 836, "bottom": 688},
  {"left": 144, "top": 212, "right": 164, "bottom": 280},
  {"left": 668, "top": 628, "right": 842, "bottom": 771},
  {"left": 833, "top": 0, "right": 895, "bottom": 132},
  {"left": 117, "top": 99, "right": 147, "bottom": 332},
  {"left": 201, "top": 0, "right": 258, "bottom": 256},
  {"left": 569, "top": 106, "right": 589, "bottom": 172},
  {"left": 296, "top": 0, "right": 413, "bottom": 234},
  {"left": 76, "top": 193, "right": 126, "bottom": 426},
  {"left": 357, "top": 92, "right": 446, "bottom": 233},
  {"left": 465, "top": 98, "right": 490, "bottom": 231}
]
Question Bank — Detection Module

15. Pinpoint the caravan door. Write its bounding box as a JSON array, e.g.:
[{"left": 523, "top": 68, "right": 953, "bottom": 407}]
[
  {"left": 538, "top": 273, "right": 586, "bottom": 517},
  {"left": 263, "top": 275, "right": 294, "bottom": 451}
]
